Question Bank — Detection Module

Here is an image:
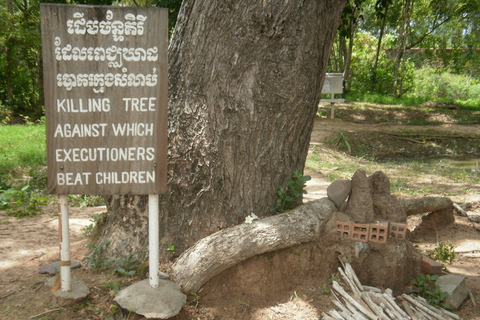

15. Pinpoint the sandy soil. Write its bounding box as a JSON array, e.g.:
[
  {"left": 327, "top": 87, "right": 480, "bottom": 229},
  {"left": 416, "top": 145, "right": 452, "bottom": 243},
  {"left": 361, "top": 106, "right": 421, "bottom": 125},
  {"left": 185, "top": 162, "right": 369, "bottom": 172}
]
[{"left": 1, "top": 112, "right": 479, "bottom": 320}]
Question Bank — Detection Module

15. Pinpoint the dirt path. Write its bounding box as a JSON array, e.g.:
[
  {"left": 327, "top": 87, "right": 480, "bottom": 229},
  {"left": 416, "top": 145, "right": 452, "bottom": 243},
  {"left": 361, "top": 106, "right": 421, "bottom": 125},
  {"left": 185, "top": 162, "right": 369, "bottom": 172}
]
[
  {"left": 310, "top": 117, "right": 480, "bottom": 144},
  {"left": 1, "top": 117, "right": 479, "bottom": 320}
]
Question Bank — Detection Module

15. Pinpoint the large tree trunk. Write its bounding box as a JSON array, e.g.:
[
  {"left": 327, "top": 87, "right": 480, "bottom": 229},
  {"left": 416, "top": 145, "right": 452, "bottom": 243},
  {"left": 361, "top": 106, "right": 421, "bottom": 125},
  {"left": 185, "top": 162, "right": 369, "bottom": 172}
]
[{"left": 97, "top": 0, "right": 347, "bottom": 262}]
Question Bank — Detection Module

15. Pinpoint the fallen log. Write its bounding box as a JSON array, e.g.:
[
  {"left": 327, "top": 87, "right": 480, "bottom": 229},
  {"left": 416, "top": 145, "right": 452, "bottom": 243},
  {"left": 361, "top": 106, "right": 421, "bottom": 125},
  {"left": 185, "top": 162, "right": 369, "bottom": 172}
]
[
  {"left": 398, "top": 197, "right": 453, "bottom": 216},
  {"left": 171, "top": 198, "right": 336, "bottom": 293}
]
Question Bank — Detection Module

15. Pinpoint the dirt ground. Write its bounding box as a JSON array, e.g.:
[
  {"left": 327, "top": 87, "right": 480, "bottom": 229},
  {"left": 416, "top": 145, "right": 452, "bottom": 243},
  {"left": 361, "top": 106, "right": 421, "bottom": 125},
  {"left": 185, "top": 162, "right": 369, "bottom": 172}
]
[{"left": 1, "top": 103, "right": 480, "bottom": 320}]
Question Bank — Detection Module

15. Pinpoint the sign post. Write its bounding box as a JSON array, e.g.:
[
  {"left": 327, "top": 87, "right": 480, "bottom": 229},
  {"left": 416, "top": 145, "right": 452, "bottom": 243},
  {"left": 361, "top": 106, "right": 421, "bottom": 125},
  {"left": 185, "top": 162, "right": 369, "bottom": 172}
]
[
  {"left": 320, "top": 73, "right": 345, "bottom": 119},
  {"left": 40, "top": 4, "right": 168, "bottom": 292},
  {"left": 149, "top": 194, "right": 160, "bottom": 287}
]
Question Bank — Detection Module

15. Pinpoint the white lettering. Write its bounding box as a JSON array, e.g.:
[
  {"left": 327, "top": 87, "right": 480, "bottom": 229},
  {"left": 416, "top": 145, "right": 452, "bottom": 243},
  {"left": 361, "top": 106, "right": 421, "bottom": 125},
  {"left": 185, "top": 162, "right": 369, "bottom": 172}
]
[
  {"left": 95, "top": 171, "right": 155, "bottom": 184},
  {"left": 111, "top": 123, "right": 154, "bottom": 136},
  {"left": 54, "top": 123, "right": 108, "bottom": 138},
  {"left": 123, "top": 97, "right": 156, "bottom": 111},
  {"left": 56, "top": 172, "right": 91, "bottom": 186},
  {"left": 56, "top": 98, "right": 110, "bottom": 113},
  {"left": 55, "top": 147, "right": 155, "bottom": 162}
]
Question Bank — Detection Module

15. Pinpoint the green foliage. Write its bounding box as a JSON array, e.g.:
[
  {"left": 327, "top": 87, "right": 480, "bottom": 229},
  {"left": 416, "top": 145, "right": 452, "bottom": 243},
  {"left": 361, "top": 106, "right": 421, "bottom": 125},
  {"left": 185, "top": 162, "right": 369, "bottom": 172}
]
[
  {"left": 0, "top": 125, "right": 47, "bottom": 215},
  {"left": 410, "top": 274, "right": 451, "bottom": 309},
  {"left": 69, "top": 194, "right": 105, "bottom": 208},
  {"left": 425, "top": 286, "right": 450, "bottom": 309},
  {"left": 0, "top": 184, "right": 48, "bottom": 218},
  {"left": 83, "top": 241, "right": 112, "bottom": 270},
  {"left": 82, "top": 212, "right": 105, "bottom": 238},
  {"left": 346, "top": 92, "right": 428, "bottom": 106},
  {"left": 271, "top": 169, "right": 311, "bottom": 213},
  {"left": 412, "top": 67, "right": 480, "bottom": 106},
  {"left": 189, "top": 292, "right": 201, "bottom": 308},
  {"left": 428, "top": 241, "right": 456, "bottom": 265},
  {"left": 167, "top": 243, "right": 175, "bottom": 252},
  {"left": 114, "top": 254, "right": 139, "bottom": 277},
  {"left": 0, "top": 0, "right": 43, "bottom": 123},
  {"left": 321, "top": 284, "right": 331, "bottom": 294},
  {"left": 0, "top": 125, "right": 46, "bottom": 184}
]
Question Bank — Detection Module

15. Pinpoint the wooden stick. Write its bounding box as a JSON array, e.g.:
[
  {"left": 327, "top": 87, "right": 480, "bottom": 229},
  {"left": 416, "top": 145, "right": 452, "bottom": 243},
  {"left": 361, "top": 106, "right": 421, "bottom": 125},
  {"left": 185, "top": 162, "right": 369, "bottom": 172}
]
[
  {"left": 401, "top": 300, "right": 418, "bottom": 320},
  {"left": 468, "top": 288, "right": 476, "bottom": 306},
  {"left": 363, "top": 285, "right": 383, "bottom": 293},
  {"left": 453, "top": 203, "right": 467, "bottom": 217},
  {"left": 329, "top": 309, "right": 347, "bottom": 320},
  {"left": 338, "top": 266, "right": 361, "bottom": 294},
  {"left": 0, "top": 291, "right": 15, "bottom": 300},
  {"left": 361, "top": 293, "right": 390, "bottom": 320},
  {"left": 367, "top": 293, "right": 401, "bottom": 320},
  {"left": 401, "top": 294, "right": 447, "bottom": 320},
  {"left": 332, "top": 300, "right": 355, "bottom": 320},
  {"left": 345, "top": 263, "right": 364, "bottom": 291},
  {"left": 332, "top": 281, "right": 379, "bottom": 320},
  {"left": 30, "top": 308, "right": 62, "bottom": 319},
  {"left": 343, "top": 299, "right": 369, "bottom": 320},
  {"left": 382, "top": 294, "right": 410, "bottom": 319},
  {"left": 415, "top": 296, "right": 460, "bottom": 320},
  {"left": 322, "top": 312, "right": 340, "bottom": 320}
]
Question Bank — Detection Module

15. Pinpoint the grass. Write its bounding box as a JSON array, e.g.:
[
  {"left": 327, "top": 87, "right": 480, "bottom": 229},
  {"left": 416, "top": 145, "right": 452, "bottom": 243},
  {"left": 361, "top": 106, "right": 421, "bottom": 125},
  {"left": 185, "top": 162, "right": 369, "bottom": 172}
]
[
  {"left": 0, "top": 124, "right": 104, "bottom": 217},
  {"left": 306, "top": 144, "right": 480, "bottom": 199},
  {"left": 0, "top": 124, "right": 46, "bottom": 187},
  {"left": 347, "top": 92, "right": 480, "bottom": 111}
]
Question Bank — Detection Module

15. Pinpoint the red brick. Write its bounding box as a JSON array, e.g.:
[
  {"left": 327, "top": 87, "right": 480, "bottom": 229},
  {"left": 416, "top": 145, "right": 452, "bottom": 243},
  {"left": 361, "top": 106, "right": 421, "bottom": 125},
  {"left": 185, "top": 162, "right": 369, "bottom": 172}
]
[
  {"left": 369, "top": 222, "right": 388, "bottom": 244},
  {"left": 389, "top": 222, "right": 407, "bottom": 240},
  {"left": 421, "top": 256, "right": 443, "bottom": 275},
  {"left": 351, "top": 223, "right": 369, "bottom": 242},
  {"left": 336, "top": 221, "right": 351, "bottom": 238}
]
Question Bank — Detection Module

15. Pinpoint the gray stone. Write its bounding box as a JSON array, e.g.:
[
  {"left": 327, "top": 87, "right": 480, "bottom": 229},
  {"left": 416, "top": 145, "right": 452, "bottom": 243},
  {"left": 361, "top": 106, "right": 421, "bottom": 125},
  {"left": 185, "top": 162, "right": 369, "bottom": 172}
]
[
  {"left": 114, "top": 279, "right": 187, "bottom": 319},
  {"left": 327, "top": 179, "right": 351, "bottom": 209},
  {"left": 45, "top": 277, "right": 89, "bottom": 301},
  {"left": 436, "top": 274, "right": 469, "bottom": 309},
  {"left": 39, "top": 261, "right": 81, "bottom": 275}
]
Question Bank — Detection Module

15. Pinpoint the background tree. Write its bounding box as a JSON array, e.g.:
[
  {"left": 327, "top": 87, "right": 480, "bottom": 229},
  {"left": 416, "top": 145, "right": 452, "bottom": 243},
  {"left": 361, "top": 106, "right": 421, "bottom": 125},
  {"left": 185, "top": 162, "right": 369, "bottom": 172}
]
[
  {"left": 96, "top": 0, "right": 347, "bottom": 262},
  {"left": 370, "top": 0, "right": 392, "bottom": 90},
  {"left": 336, "top": 0, "right": 366, "bottom": 93}
]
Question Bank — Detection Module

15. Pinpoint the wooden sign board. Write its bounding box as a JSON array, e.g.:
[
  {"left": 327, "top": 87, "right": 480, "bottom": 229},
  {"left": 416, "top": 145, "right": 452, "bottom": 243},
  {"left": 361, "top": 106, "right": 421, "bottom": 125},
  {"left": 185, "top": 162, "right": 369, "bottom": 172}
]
[{"left": 40, "top": 4, "right": 168, "bottom": 195}]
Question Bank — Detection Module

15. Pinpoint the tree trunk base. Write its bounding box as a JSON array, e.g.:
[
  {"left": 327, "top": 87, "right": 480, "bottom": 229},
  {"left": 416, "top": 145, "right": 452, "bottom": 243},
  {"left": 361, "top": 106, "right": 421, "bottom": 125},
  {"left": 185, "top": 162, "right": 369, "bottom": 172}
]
[{"left": 172, "top": 198, "right": 336, "bottom": 293}]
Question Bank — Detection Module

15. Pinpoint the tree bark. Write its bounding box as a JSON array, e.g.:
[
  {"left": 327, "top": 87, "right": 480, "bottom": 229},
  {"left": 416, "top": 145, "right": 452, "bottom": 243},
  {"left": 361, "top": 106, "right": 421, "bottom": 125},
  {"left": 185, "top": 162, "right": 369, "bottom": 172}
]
[
  {"left": 97, "top": 0, "right": 347, "bottom": 262},
  {"left": 398, "top": 197, "right": 453, "bottom": 216},
  {"left": 172, "top": 198, "right": 336, "bottom": 293}
]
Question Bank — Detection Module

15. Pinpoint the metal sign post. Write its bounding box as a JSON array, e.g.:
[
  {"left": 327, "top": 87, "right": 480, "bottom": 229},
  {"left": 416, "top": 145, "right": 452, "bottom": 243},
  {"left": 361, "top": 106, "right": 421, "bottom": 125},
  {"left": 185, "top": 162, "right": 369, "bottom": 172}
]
[
  {"left": 59, "top": 194, "right": 71, "bottom": 291},
  {"left": 149, "top": 194, "right": 160, "bottom": 287}
]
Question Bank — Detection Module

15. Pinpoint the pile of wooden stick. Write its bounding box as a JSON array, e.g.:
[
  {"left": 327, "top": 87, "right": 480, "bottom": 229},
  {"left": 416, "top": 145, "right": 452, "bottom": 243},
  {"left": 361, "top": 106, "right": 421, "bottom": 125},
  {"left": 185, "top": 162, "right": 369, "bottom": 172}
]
[{"left": 322, "top": 261, "right": 461, "bottom": 320}]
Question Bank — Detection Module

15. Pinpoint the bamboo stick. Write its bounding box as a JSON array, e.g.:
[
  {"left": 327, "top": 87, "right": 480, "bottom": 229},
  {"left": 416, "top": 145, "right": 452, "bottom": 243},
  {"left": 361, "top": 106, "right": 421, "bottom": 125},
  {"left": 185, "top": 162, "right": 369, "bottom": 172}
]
[
  {"left": 345, "top": 263, "right": 364, "bottom": 291},
  {"left": 361, "top": 293, "right": 390, "bottom": 320},
  {"left": 401, "top": 300, "right": 419, "bottom": 320},
  {"left": 381, "top": 294, "right": 410, "bottom": 319},
  {"left": 401, "top": 294, "right": 448, "bottom": 320},
  {"left": 338, "top": 266, "right": 361, "bottom": 294},
  {"left": 332, "top": 281, "right": 379, "bottom": 320}
]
